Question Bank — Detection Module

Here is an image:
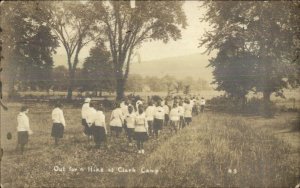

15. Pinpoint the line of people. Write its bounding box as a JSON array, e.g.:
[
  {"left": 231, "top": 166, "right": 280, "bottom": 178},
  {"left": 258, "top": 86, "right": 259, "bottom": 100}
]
[{"left": 15, "top": 96, "right": 206, "bottom": 155}]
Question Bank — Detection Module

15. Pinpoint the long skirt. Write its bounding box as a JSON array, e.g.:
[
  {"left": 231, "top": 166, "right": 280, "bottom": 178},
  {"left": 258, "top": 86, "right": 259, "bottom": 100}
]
[
  {"left": 135, "top": 132, "right": 148, "bottom": 142},
  {"left": 93, "top": 126, "right": 106, "bottom": 144},
  {"left": 18, "top": 131, "right": 28, "bottom": 145},
  {"left": 153, "top": 118, "right": 163, "bottom": 131},
  {"left": 184, "top": 117, "right": 192, "bottom": 124},
  {"left": 82, "top": 119, "right": 93, "bottom": 136},
  {"left": 51, "top": 123, "right": 64, "bottom": 138}
]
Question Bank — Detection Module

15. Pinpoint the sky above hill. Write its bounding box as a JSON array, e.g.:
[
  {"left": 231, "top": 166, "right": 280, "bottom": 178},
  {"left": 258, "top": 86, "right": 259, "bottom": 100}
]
[{"left": 53, "top": 1, "right": 213, "bottom": 66}]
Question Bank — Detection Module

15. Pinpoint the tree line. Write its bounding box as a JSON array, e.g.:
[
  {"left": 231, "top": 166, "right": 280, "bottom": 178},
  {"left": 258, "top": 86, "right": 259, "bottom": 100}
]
[{"left": 1, "top": 1, "right": 187, "bottom": 100}]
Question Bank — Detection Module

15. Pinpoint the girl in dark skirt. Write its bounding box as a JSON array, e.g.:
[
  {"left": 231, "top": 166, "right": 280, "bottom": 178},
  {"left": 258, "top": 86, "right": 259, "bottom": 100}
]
[
  {"left": 125, "top": 105, "right": 136, "bottom": 146},
  {"left": 109, "top": 102, "right": 124, "bottom": 138},
  {"left": 16, "top": 106, "right": 33, "bottom": 154},
  {"left": 153, "top": 100, "right": 164, "bottom": 139},
  {"left": 51, "top": 102, "right": 66, "bottom": 145},
  {"left": 93, "top": 105, "right": 107, "bottom": 149},
  {"left": 134, "top": 104, "right": 148, "bottom": 154}
]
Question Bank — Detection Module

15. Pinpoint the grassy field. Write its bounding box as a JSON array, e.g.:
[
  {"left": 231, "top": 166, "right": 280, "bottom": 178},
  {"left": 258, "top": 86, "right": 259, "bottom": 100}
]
[{"left": 1, "top": 103, "right": 299, "bottom": 187}]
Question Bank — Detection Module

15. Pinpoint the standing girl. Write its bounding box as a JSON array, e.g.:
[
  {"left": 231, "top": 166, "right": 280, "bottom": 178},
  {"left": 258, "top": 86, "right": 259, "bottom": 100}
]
[
  {"left": 134, "top": 104, "right": 148, "bottom": 154},
  {"left": 145, "top": 101, "right": 155, "bottom": 136},
  {"left": 109, "top": 102, "right": 124, "bottom": 138},
  {"left": 153, "top": 99, "right": 164, "bottom": 139},
  {"left": 16, "top": 106, "right": 33, "bottom": 154},
  {"left": 169, "top": 103, "right": 180, "bottom": 133},
  {"left": 51, "top": 102, "right": 66, "bottom": 146},
  {"left": 82, "top": 98, "right": 91, "bottom": 137},
  {"left": 178, "top": 100, "right": 185, "bottom": 129},
  {"left": 163, "top": 101, "right": 170, "bottom": 127},
  {"left": 184, "top": 99, "right": 193, "bottom": 126},
  {"left": 125, "top": 105, "right": 136, "bottom": 146},
  {"left": 93, "top": 104, "right": 107, "bottom": 149}
]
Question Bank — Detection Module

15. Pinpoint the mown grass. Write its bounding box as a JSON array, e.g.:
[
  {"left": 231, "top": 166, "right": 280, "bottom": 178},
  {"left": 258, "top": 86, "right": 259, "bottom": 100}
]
[{"left": 1, "top": 103, "right": 299, "bottom": 187}]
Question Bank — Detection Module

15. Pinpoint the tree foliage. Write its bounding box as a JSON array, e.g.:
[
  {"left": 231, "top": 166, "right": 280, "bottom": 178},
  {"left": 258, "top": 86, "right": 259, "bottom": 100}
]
[
  {"left": 1, "top": 2, "right": 58, "bottom": 95},
  {"left": 200, "top": 1, "right": 300, "bottom": 101},
  {"left": 91, "top": 1, "right": 187, "bottom": 100},
  {"left": 82, "top": 42, "right": 115, "bottom": 95}
]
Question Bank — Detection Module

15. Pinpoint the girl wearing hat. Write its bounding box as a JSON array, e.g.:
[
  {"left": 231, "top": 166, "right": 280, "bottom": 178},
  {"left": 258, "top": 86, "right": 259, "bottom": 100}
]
[
  {"left": 16, "top": 106, "right": 33, "bottom": 154},
  {"left": 51, "top": 102, "right": 66, "bottom": 145},
  {"left": 134, "top": 104, "right": 148, "bottom": 154}
]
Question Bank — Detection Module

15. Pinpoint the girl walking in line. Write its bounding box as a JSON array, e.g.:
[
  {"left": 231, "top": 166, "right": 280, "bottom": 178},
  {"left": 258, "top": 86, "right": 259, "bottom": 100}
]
[
  {"left": 134, "top": 104, "right": 148, "bottom": 154},
  {"left": 178, "top": 100, "right": 185, "bottom": 130},
  {"left": 109, "top": 102, "right": 124, "bottom": 138},
  {"left": 51, "top": 102, "right": 66, "bottom": 146},
  {"left": 163, "top": 101, "right": 170, "bottom": 127},
  {"left": 145, "top": 101, "right": 155, "bottom": 136},
  {"left": 82, "top": 98, "right": 91, "bottom": 137},
  {"left": 125, "top": 105, "right": 136, "bottom": 146},
  {"left": 184, "top": 99, "right": 193, "bottom": 127},
  {"left": 86, "top": 102, "right": 97, "bottom": 140},
  {"left": 153, "top": 99, "right": 164, "bottom": 139},
  {"left": 16, "top": 106, "right": 33, "bottom": 154},
  {"left": 169, "top": 103, "right": 180, "bottom": 134},
  {"left": 93, "top": 104, "right": 107, "bottom": 149}
]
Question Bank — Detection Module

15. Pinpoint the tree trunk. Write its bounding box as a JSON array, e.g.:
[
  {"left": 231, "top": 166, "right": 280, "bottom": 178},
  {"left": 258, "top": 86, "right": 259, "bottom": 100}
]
[
  {"left": 116, "top": 77, "right": 125, "bottom": 101},
  {"left": 67, "top": 69, "right": 75, "bottom": 100}
]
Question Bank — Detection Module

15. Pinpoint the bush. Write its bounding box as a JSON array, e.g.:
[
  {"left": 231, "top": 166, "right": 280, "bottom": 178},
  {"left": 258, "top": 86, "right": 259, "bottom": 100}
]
[{"left": 207, "top": 95, "right": 277, "bottom": 117}]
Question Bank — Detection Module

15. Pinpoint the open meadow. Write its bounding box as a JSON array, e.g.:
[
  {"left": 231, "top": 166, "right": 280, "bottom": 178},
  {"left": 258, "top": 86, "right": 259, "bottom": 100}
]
[{"left": 1, "top": 102, "right": 299, "bottom": 187}]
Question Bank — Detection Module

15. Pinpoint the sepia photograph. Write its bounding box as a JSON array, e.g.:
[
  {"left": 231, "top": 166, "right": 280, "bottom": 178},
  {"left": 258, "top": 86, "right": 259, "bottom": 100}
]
[{"left": 0, "top": 0, "right": 299, "bottom": 187}]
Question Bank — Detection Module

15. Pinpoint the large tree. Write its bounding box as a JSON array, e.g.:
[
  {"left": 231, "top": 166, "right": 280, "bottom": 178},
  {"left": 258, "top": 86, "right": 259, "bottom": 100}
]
[
  {"left": 39, "top": 1, "right": 99, "bottom": 100},
  {"left": 200, "top": 1, "right": 300, "bottom": 101},
  {"left": 91, "top": 1, "right": 187, "bottom": 100},
  {"left": 1, "top": 2, "right": 58, "bottom": 97},
  {"left": 82, "top": 42, "right": 115, "bottom": 96}
]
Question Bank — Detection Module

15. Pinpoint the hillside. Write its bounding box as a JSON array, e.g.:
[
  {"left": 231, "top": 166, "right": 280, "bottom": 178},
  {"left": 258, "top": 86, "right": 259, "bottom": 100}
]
[
  {"left": 53, "top": 53, "right": 214, "bottom": 82},
  {"left": 130, "top": 53, "right": 213, "bottom": 81}
]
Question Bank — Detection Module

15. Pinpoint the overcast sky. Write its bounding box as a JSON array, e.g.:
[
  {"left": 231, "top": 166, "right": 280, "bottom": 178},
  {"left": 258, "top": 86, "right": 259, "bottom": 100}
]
[{"left": 53, "top": 1, "right": 212, "bottom": 65}]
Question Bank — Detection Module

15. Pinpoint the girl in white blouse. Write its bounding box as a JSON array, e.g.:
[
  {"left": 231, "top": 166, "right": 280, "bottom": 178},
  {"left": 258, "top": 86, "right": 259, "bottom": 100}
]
[
  {"left": 109, "top": 102, "right": 124, "bottom": 138},
  {"left": 184, "top": 99, "right": 193, "bottom": 127},
  {"left": 125, "top": 105, "right": 136, "bottom": 146},
  {"left": 134, "top": 104, "right": 148, "bottom": 154},
  {"left": 153, "top": 99, "right": 164, "bottom": 139},
  {"left": 169, "top": 103, "right": 180, "bottom": 133},
  {"left": 51, "top": 102, "right": 66, "bottom": 146},
  {"left": 16, "top": 106, "right": 32, "bottom": 154},
  {"left": 145, "top": 101, "right": 155, "bottom": 136},
  {"left": 93, "top": 104, "right": 107, "bottom": 149}
]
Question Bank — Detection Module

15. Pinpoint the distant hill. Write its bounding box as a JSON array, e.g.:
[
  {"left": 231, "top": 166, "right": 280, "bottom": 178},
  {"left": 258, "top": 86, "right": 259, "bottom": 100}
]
[
  {"left": 130, "top": 53, "right": 213, "bottom": 81},
  {"left": 53, "top": 52, "right": 214, "bottom": 82}
]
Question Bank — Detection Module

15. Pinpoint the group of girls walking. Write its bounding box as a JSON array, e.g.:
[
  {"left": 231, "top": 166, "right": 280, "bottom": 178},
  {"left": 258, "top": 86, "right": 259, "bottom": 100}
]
[{"left": 15, "top": 96, "right": 201, "bottom": 155}]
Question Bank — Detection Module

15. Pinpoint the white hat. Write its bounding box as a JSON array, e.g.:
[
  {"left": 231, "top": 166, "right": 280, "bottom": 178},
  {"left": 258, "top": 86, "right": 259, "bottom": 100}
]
[{"left": 85, "top": 98, "right": 91, "bottom": 103}]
